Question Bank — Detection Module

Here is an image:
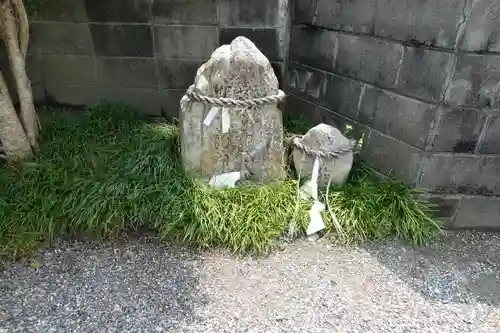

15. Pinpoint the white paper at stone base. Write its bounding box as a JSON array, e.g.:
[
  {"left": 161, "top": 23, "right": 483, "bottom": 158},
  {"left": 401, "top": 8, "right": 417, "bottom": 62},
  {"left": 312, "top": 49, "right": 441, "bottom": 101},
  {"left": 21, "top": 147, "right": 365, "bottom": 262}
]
[
  {"left": 307, "top": 201, "right": 325, "bottom": 235},
  {"left": 208, "top": 171, "right": 241, "bottom": 188}
]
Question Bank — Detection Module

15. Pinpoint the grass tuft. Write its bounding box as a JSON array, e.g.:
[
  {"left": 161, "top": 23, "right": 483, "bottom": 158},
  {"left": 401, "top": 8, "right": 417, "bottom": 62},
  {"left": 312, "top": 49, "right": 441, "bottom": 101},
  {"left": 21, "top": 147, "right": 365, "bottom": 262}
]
[{"left": 0, "top": 103, "right": 441, "bottom": 261}]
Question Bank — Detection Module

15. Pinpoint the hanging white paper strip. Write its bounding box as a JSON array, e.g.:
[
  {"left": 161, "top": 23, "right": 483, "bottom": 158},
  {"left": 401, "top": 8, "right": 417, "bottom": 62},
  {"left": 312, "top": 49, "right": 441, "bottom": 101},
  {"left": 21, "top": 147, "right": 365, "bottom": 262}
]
[
  {"left": 203, "top": 106, "right": 220, "bottom": 127},
  {"left": 310, "top": 157, "right": 320, "bottom": 201},
  {"left": 203, "top": 106, "right": 231, "bottom": 133},
  {"left": 221, "top": 107, "right": 230, "bottom": 133},
  {"left": 307, "top": 201, "right": 325, "bottom": 235}
]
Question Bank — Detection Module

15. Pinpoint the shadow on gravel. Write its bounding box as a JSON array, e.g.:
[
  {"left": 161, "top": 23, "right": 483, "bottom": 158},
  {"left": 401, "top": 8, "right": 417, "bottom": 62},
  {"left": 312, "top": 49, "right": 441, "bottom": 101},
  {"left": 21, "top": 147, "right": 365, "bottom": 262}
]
[
  {"left": 362, "top": 231, "right": 500, "bottom": 306},
  {"left": 0, "top": 234, "right": 207, "bottom": 332}
]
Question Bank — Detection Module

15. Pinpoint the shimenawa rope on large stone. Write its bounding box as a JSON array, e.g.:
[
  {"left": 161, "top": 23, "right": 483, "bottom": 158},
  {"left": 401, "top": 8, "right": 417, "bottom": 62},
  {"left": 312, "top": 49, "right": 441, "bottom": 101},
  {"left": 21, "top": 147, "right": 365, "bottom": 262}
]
[
  {"left": 290, "top": 135, "right": 358, "bottom": 159},
  {"left": 184, "top": 86, "right": 286, "bottom": 107}
]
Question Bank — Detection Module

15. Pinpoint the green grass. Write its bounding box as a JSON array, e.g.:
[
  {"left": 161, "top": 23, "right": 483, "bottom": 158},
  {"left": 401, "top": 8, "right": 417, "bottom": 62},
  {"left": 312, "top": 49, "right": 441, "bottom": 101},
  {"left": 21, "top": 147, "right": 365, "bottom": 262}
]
[{"left": 0, "top": 103, "right": 441, "bottom": 262}]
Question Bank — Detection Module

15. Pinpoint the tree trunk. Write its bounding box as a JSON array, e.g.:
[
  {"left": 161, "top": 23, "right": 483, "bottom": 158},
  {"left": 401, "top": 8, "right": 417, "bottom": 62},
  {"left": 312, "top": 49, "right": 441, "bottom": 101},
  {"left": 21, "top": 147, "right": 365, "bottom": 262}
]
[
  {"left": 0, "top": 70, "right": 32, "bottom": 163},
  {"left": 1, "top": 0, "right": 38, "bottom": 150},
  {"left": 12, "top": 0, "right": 28, "bottom": 57}
]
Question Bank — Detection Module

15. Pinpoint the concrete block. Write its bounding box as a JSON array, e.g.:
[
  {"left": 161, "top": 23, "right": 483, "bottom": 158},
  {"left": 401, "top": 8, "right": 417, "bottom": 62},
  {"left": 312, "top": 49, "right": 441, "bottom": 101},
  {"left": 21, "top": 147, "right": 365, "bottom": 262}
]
[
  {"left": 32, "top": 84, "right": 46, "bottom": 104},
  {"left": 314, "top": 0, "right": 376, "bottom": 34},
  {"left": 90, "top": 24, "right": 153, "bottom": 57},
  {"left": 454, "top": 196, "right": 500, "bottom": 229},
  {"left": 158, "top": 59, "right": 203, "bottom": 90},
  {"left": 29, "top": 22, "right": 92, "bottom": 55},
  {"left": 152, "top": 0, "right": 217, "bottom": 25},
  {"left": 478, "top": 113, "right": 500, "bottom": 154},
  {"left": 159, "top": 89, "right": 185, "bottom": 119},
  {"left": 289, "top": 26, "right": 336, "bottom": 71},
  {"left": 44, "top": 85, "right": 104, "bottom": 107},
  {"left": 33, "top": 0, "right": 87, "bottom": 22},
  {"left": 219, "top": 0, "right": 288, "bottom": 27},
  {"left": 293, "top": 0, "right": 316, "bottom": 24},
  {"left": 95, "top": 57, "right": 158, "bottom": 88},
  {"left": 219, "top": 28, "right": 285, "bottom": 61},
  {"left": 398, "top": 47, "right": 453, "bottom": 103},
  {"left": 41, "top": 55, "right": 97, "bottom": 87},
  {"left": 84, "top": 0, "right": 150, "bottom": 23},
  {"left": 444, "top": 53, "right": 500, "bottom": 108},
  {"left": 285, "top": 94, "right": 321, "bottom": 128},
  {"left": 318, "top": 106, "right": 368, "bottom": 143},
  {"left": 155, "top": 26, "right": 218, "bottom": 60},
  {"left": 286, "top": 64, "right": 325, "bottom": 103},
  {"left": 415, "top": 193, "right": 461, "bottom": 226},
  {"left": 374, "top": 0, "right": 466, "bottom": 48},
  {"left": 460, "top": 0, "right": 500, "bottom": 53},
  {"left": 271, "top": 62, "right": 284, "bottom": 88},
  {"left": 419, "top": 154, "right": 500, "bottom": 195},
  {"left": 322, "top": 73, "right": 363, "bottom": 119},
  {"left": 44, "top": 85, "right": 162, "bottom": 115},
  {"left": 360, "top": 129, "right": 425, "bottom": 185},
  {"left": 335, "top": 34, "right": 402, "bottom": 88},
  {"left": 430, "top": 107, "right": 487, "bottom": 153},
  {"left": 26, "top": 55, "right": 43, "bottom": 85},
  {"left": 359, "top": 87, "right": 437, "bottom": 149}
]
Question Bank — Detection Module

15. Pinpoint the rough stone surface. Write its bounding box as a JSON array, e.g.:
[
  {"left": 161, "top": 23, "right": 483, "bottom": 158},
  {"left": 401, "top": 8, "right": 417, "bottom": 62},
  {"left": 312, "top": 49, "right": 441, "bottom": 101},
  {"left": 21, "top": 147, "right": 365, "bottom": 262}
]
[
  {"left": 180, "top": 37, "right": 284, "bottom": 183},
  {"left": 292, "top": 123, "right": 354, "bottom": 187},
  {"left": 219, "top": 28, "right": 285, "bottom": 62},
  {"left": 1, "top": 232, "right": 500, "bottom": 332}
]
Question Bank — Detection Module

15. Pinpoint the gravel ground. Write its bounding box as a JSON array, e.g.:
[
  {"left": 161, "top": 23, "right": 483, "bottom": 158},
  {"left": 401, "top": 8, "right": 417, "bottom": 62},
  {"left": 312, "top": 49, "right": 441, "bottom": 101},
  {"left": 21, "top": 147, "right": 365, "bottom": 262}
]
[{"left": 1, "top": 231, "right": 499, "bottom": 333}]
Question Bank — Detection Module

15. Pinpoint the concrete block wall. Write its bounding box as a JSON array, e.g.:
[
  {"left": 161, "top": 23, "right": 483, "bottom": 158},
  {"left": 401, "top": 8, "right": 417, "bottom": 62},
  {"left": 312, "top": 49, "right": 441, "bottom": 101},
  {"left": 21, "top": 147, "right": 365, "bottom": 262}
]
[
  {"left": 287, "top": 0, "right": 500, "bottom": 229},
  {"left": 0, "top": 0, "right": 289, "bottom": 117}
]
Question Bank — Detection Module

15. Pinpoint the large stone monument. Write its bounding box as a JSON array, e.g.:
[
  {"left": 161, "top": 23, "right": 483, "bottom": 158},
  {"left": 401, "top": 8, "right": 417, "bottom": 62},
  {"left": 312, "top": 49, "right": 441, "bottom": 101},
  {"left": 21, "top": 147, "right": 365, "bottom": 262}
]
[{"left": 180, "top": 37, "right": 285, "bottom": 185}]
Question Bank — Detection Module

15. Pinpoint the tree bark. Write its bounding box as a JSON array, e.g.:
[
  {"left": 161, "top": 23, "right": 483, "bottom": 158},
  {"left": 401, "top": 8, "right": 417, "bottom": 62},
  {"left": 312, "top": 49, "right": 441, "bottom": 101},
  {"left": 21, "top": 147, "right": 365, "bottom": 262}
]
[
  {"left": 12, "top": 0, "right": 28, "bottom": 57},
  {"left": 0, "top": 70, "right": 32, "bottom": 163},
  {"left": 1, "top": 0, "right": 38, "bottom": 149}
]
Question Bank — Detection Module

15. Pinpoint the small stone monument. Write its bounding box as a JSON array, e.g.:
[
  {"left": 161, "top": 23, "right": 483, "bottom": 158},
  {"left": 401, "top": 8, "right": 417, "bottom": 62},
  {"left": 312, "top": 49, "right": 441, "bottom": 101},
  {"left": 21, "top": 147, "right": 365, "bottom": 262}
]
[
  {"left": 292, "top": 123, "right": 355, "bottom": 188},
  {"left": 179, "top": 37, "right": 285, "bottom": 185}
]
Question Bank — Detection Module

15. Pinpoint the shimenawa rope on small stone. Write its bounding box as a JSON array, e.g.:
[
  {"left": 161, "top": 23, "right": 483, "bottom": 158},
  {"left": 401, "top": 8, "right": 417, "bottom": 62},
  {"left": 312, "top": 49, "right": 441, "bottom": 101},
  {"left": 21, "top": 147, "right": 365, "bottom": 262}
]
[
  {"left": 184, "top": 86, "right": 286, "bottom": 108},
  {"left": 290, "top": 135, "right": 358, "bottom": 159}
]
